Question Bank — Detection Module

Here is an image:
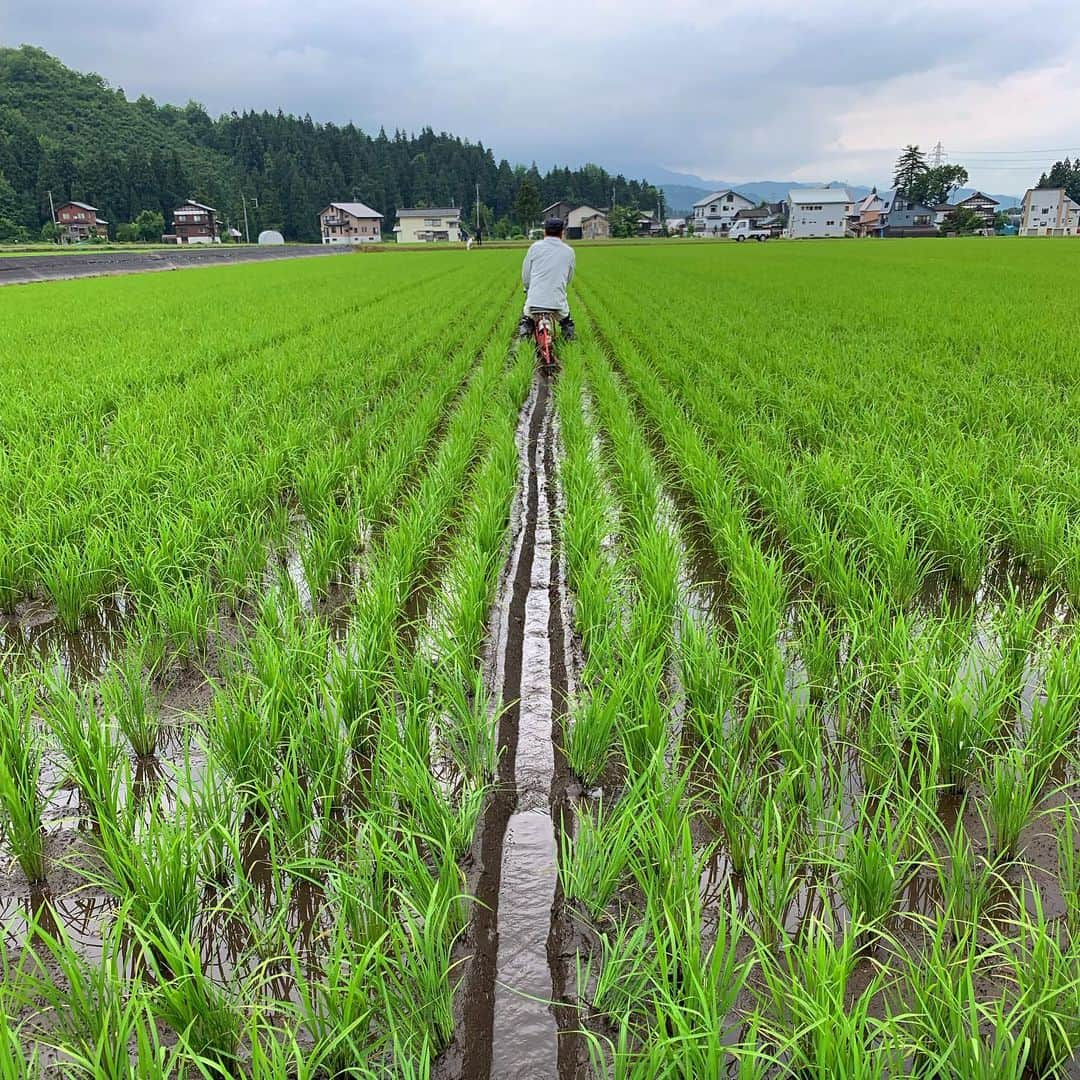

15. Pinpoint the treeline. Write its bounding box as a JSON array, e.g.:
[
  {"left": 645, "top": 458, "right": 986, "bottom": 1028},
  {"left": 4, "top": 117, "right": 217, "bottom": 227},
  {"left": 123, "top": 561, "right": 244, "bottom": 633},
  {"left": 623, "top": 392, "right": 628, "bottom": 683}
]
[
  {"left": 1036, "top": 159, "right": 1080, "bottom": 204},
  {"left": 0, "top": 45, "right": 660, "bottom": 242}
]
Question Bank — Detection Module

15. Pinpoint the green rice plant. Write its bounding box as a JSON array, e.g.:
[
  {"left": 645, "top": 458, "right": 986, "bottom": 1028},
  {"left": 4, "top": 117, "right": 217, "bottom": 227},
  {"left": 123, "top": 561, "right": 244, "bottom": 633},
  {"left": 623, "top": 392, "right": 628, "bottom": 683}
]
[
  {"left": 133, "top": 917, "right": 244, "bottom": 1071},
  {"left": 679, "top": 614, "right": 736, "bottom": 737},
  {"left": 0, "top": 1003, "right": 35, "bottom": 1080},
  {"left": 154, "top": 572, "right": 217, "bottom": 660},
  {"left": 902, "top": 921, "right": 1030, "bottom": 1078},
  {"left": 1057, "top": 802, "right": 1080, "bottom": 937},
  {"left": 0, "top": 675, "right": 47, "bottom": 887},
  {"left": 561, "top": 775, "right": 650, "bottom": 922},
  {"left": 999, "top": 886, "right": 1080, "bottom": 1075},
  {"left": 796, "top": 600, "right": 840, "bottom": 701},
  {"left": 994, "top": 585, "right": 1049, "bottom": 689},
  {"left": 90, "top": 806, "right": 202, "bottom": 941},
  {"left": 301, "top": 498, "right": 358, "bottom": 597},
  {"left": 205, "top": 683, "right": 285, "bottom": 807},
  {"left": 980, "top": 746, "right": 1046, "bottom": 862},
  {"left": 19, "top": 916, "right": 170, "bottom": 1078},
  {"left": 935, "top": 811, "right": 996, "bottom": 943},
  {"left": 923, "top": 667, "right": 1005, "bottom": 793},
  {"left": 743, "top": 795, "right": 802, "bottom": 950},
  {"left": 0, "top": 538, "right": 28, "bottom": 614},
  {"left": 702, "top": 735, "right": 760, "bottom": 876},
  {"left": 100, "top": 647, "right": 161, "bottom": 760},
  {"left": 214, "top": 521, "right": 267, "bottom": 607},
  {"left": 590, "top": 871, "right": 749, "bottom": 1076},
  {"left": 835, "top": 791, "right": 921, "bottom": 944},
  {"left": 35, "top": 538, "right": 114, "bottom": 633},
  {"left": 751, "top": 905, "right": 903, "bottom": 1076},
  {"left": 40, "top": 667, "right": 125, "bottom": 829},
  {"left": 431, "top": 664, "right": 498, "bottom": 785},
  {"left": 565, "top": 678, "right": 624, "bottom": 787}
]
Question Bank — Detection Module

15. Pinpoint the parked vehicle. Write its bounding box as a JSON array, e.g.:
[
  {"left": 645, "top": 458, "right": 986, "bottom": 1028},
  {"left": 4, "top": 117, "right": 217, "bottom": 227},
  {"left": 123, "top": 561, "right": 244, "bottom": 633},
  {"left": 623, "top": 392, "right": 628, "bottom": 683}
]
[{"left": 729, "top": 219, "right": 770, "bottom": 243}]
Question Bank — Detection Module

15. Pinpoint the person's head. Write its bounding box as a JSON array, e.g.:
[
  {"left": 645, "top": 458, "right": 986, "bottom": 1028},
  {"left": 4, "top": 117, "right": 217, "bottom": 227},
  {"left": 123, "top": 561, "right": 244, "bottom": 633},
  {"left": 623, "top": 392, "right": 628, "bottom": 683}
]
[{"left": 544, "top": 218, "right": 565, "bottom": 237}]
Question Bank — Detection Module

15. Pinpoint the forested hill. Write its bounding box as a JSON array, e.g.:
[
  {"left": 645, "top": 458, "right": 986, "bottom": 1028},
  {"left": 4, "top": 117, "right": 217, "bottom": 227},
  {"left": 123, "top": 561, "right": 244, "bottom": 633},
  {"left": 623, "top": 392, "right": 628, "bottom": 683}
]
[{"left": 0, "top": 45, "right": 661, "bottom": 241}]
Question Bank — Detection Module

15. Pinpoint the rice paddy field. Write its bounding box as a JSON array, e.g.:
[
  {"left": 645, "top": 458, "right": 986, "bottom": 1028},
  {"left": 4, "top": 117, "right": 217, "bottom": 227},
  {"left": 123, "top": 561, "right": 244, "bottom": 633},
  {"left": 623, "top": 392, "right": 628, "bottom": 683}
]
[{"left": 1, "top": 238, "right": 1079, "bottom": 1078}]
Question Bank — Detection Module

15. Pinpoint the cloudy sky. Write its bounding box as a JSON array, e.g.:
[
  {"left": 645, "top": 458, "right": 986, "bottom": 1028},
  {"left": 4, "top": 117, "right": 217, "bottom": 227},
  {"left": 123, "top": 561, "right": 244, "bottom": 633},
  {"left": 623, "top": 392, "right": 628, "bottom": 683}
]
[{"left": 5, "top": 0, "right": 1080, "bottom": 194}]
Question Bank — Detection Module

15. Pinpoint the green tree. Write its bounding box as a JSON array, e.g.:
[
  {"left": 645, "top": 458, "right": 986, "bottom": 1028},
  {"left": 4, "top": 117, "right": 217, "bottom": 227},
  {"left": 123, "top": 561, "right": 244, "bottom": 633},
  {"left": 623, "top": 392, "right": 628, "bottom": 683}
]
[
  {"left": 942, "top": 206, "right": 982, "bottom": 235},
  {"left": 893, "top": 145, "right": 929, "bottom": 194},
  {"left": 909, "top": 164, "right": 968, "bottom": 206},
  {"left": 608, "top": 205, "right": 640, "bottom": 238},
  {"left": 134, "top": 209, "right": 164, "bottom": 241},
  {"left": 513, "top": 176, "right": 541, "bottom": 230},
  {"left": 39, "top": 219, "right": 58, "bottom": 242}
]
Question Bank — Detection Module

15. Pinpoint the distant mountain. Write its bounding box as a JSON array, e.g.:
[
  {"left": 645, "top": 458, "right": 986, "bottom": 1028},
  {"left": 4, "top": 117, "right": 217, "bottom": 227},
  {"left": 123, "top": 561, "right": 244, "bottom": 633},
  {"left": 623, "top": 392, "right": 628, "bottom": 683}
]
[{"left": 639, "top": 165, "right": 1021, "bottom": 215}]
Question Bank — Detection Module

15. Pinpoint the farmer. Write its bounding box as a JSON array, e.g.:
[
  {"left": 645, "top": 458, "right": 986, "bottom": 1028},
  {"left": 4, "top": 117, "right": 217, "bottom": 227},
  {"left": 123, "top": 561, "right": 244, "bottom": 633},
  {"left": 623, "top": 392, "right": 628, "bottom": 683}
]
[{"left": 517, "top": 218, "right": 576, "bottom": 341}]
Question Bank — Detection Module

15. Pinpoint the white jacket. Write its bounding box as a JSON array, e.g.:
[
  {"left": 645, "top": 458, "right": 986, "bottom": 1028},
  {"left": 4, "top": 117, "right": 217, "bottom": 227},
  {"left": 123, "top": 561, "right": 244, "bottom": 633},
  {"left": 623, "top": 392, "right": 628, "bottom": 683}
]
[{"left": 522, "top": 236, "right": 575, "bottom": 317}]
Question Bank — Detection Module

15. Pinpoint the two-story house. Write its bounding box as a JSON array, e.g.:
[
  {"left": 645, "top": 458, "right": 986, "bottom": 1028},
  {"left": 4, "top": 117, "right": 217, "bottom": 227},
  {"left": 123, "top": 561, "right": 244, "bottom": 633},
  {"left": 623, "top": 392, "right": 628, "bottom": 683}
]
[
  {"left": 879, "top": 191, "right": 937, "bottom": 237},
  {"left": 955, "top": 191, "right": 999, "bottom": 232},
  {"left": 691, "top": 190, "right": 755, "bottom": 235},
  {"left": 171, "top": 201, "right": 220, "bottom": 244},
  {"left": 319, "top": 202, "right": 383, "bottom": 244},
  {"left": 565, "top": 205, "right": 609, "bottom": 240},
  {"left": 55, "top": 201, "right": 108, "bottom": 242},
  {"left": 394, "top": 208, "right": 462, "bottom": 243},
  {"left": 785, "top": 188, "right": 850, "bottom": 238},
  {"left": 1020, "top": 188, "right": 1080, "bottom": 236}
]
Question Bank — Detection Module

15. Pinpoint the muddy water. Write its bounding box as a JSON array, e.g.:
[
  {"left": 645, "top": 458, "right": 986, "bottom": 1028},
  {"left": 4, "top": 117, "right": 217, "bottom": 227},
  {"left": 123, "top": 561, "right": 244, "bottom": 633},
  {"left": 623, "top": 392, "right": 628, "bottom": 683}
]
[{"left": 445, "top": 372, "right": 578, "bottom": 1080}]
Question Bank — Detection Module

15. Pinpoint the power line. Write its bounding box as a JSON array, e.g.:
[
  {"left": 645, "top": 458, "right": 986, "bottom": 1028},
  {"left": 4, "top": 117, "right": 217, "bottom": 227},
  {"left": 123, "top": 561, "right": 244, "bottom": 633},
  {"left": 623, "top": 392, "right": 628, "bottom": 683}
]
[{"left": 952, "top": 147, "right": 1080, "bottom": 155}]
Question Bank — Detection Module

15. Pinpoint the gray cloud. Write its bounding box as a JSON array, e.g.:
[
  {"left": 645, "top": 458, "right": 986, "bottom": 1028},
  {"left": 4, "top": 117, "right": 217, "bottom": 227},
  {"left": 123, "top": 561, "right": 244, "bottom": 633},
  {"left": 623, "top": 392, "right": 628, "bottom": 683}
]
[{"left": 4, "top": 0, "right": 1080, "bottom": 192}]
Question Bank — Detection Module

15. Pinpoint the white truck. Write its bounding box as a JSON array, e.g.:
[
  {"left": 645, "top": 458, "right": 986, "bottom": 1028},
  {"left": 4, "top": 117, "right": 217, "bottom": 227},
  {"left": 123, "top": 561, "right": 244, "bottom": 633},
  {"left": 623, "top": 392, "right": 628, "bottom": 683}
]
[{"left": 729, "top": 218, "right": 770, "bottom": 242}]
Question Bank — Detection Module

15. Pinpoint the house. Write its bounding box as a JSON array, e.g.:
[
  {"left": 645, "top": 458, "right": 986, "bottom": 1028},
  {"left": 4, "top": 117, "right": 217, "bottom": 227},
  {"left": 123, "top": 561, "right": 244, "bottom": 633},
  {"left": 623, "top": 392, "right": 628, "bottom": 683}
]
[
  {"left": 565, "top": 205, "right": 609, "bottom": 240},
  {"left": 691, "top": 190, "right": 756, "bottom": 235},
  {"left": 932, "top": 204, "right": 956, "bottom": 229},
  {"left": 879, "top": 191, "right": 937, "bottom": 237},
  {"left": 785, "top": 188, "right": 850, "bottom": 238},
  {"left": 635, "top": 209, "right": 664, "bottom": 236},
  {"left": 955, "top": 191, "right": 999, "bottom": 232},
  {"left": 852, "top": 192, "right": 885, "bottom": 237},
  {"left": 541, "top": 201, "right": 575, "bottom": 224},
  {"left": 170, "top": 201, "right": 220, "bottom": 244},
  {"left": 1020, "top": 188, "right": 1080, "bottom": 236},
  {"left": 665, "top": 217, "right": 687, "bottom": 236},
  {"left": 319, "top": 202, "right": 384, "bottom": 244},
  {"left": 55, "top": 201, "right": 108, "bottom": 242},
  {"left": 394, "top": 208, "right": 461, "bottom": 243}
]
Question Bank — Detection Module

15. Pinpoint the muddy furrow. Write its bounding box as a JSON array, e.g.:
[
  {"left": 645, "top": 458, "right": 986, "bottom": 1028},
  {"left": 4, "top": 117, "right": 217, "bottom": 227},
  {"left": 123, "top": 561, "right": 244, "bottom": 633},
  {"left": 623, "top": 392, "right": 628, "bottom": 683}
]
[{"left": 447, "top": 372, "right": 564, "bottom": 1080}]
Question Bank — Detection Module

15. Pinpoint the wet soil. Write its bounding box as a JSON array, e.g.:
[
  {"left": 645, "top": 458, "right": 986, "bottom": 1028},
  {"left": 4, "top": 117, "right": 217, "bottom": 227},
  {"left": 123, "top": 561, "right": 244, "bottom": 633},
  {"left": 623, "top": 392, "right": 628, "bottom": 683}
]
[{"left": 439, "top": 370, "right": 586, "bottom": 1080}]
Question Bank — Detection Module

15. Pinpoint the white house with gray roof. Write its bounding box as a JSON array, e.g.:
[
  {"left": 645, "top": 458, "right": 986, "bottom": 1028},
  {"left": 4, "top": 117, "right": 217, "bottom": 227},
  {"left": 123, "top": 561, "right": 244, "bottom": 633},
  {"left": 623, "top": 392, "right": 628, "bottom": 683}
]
[
  {"left": 394, "top": 208, "right": 462, "bottom": 243},
  {"left": 319, "top": 202, "right": 384, "bottom": 244},
  {"left": 785, "top": 188, "right": 851, "bottom": 238},
  {"left": 691, "top": 190, "right": 755, "bottom": 235}
]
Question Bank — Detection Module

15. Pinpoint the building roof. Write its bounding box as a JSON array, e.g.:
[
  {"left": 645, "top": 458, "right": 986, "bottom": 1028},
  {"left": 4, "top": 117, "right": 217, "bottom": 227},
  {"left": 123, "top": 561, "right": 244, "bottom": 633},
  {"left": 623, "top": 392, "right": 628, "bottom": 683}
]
[
  {"left": 692, "top": 189, "right": 753, "bottom": 208},
  {"left": 323, "top": 201, "right": 383, "bottom": 218},
  {"left": 933, "top": 203, "right": 956, "bottom": 212},
  {"left": 177, "top": 200, "right": 218, "bottom": 213},
  {"left": 958, "top": 191, "right": 999, "bottom": 205},
  {"left": 542, "top": 201, "right": 572, "bottom": 214},
  {"left": 788, "top": 187, "right": 850, "bottom": 204},
  {"left": 566, "top": 204, "right": 605, "bottom": 227},
  {"left": 396, "top": 207, "right": 461, "bottom": 219},
  {"left": 59, "top": 200, "right": 99, "bottom": 212}
]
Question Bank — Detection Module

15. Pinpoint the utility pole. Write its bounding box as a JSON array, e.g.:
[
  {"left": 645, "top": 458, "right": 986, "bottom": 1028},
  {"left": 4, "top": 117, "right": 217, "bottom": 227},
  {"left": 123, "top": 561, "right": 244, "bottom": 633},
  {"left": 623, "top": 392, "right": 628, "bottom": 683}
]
[
  {"left": 475, "top": 182, "right": 480, "bottom": 231},
  {"left": 47, "top": 189, "right": 58, "bottom": 244},
  {"left": 930, "top": 141, "right": 945, "bottom": 167},
  {"left": 241, "top": 192, "right": 250, "bottom": 244}
]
